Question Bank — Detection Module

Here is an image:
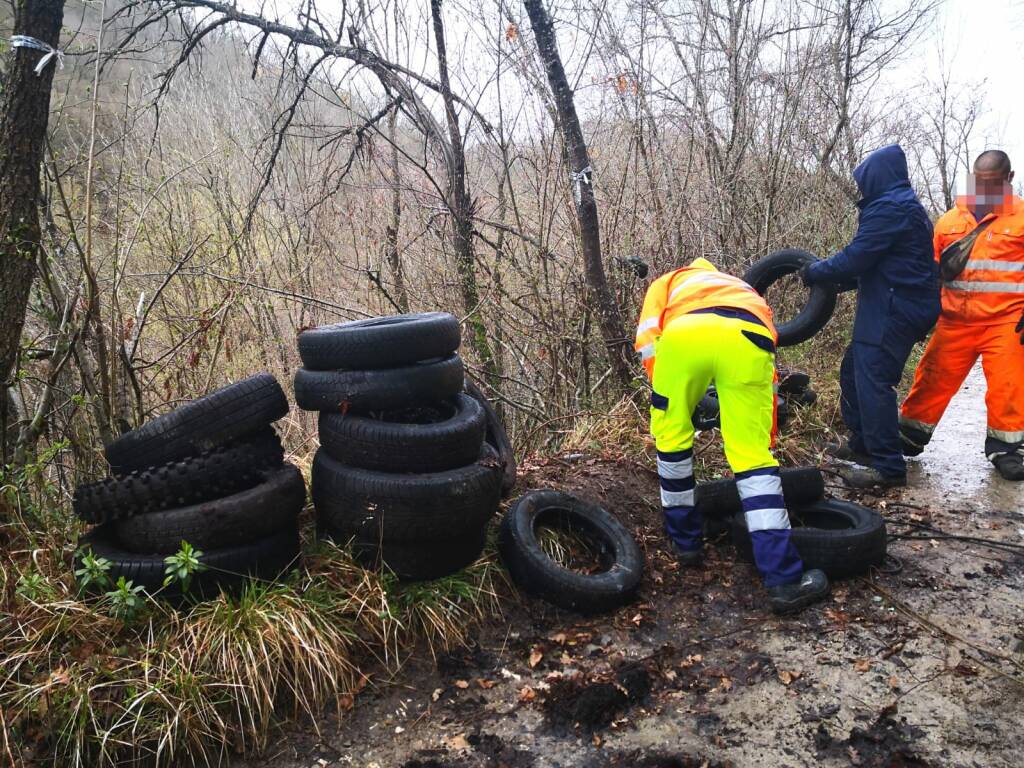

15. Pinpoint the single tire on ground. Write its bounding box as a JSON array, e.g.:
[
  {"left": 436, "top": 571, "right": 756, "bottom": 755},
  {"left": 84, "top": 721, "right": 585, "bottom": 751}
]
[
  {"left": 298, "top": 312, "right": 461, "bottom": 371},
  {"left": 787, "top": 388, "right": 818, "bottom": 408},
  {"left": 497, "top": 490, "right": 643, "bottom": 614},
  {"left": 74, "top": 429, "right": 285, "bottom": 525},
  {"left": 104, "top": 373, "right": 289, "bottom": 476},
  {"left": 777, "top": 367, "right": 811, "bottom": 395},
  {"left": 76, "top": 523, "right": 301, "bottom": 602},
  {"left": 311, "top": 446, "right": 502, "bottom": 543},
  {"left": 695, "top": 466, "right": 825, "bottom": 519},
  {"left": 465, "top": 379, "right": 517, "bottom": 497},
  {"left": 112, "top": 463, "right": 306, "bottom": 553},
  {"left": 331, "top": 525, "right": 488, "bottom": 581},
  {"left": 318, "top": 393, "right": 485, "bottom": 472},
  {"left": 743, "top": 249, "right": 837, "bottom": 347},
  {"left": 294, "top": 355, "right": 464, "bottom": 413},
  {"left": 730, "top": 499, "right": 886, "bottom": 579}
]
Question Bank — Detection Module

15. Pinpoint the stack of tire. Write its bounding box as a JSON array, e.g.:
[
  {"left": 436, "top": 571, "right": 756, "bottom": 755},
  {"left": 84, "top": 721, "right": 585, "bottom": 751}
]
[
  {"left": 695, "top": 467, "right": 887, "bottom": 579},
  {"left": 73, "top": 374, "right": 303, "bottom": 601},
  {"left": 294, "top": 313, "right": 514, "bottom": 581}
]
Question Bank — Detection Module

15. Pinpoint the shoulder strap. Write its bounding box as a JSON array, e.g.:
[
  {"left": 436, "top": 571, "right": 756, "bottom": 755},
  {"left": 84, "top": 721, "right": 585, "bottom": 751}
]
[{"left": 939, "top": 217, "right": 994, "bottom": 281}]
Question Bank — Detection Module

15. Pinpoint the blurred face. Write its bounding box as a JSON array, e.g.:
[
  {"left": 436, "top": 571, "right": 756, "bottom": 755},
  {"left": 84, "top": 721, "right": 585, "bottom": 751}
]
[{"left": 964, "top": 169, "right": 1015, "bottom": 213}]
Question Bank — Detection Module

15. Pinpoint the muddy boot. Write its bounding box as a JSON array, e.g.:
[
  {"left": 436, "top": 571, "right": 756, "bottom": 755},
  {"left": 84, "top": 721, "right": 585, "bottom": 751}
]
[
  {"left": 825, "top": 438, "right": 872, "bottom": 466},
  {"left": 768, "top": 569, "right": 830, "bottom": 614},
  {"left": 674, "top": 545, "right": 703, "bottom": 567},
  {"left": 993, "top": 454, "right": 1024, "bottom": 481},
  {"left": 837, "top": 465, "right": 907, "bottom": 489}
]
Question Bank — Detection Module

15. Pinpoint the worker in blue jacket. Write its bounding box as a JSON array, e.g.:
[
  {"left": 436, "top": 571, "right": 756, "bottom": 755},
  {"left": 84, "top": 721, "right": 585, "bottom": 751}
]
[{"left": 801, "top": 144, "right": 941, "bottom": 488}]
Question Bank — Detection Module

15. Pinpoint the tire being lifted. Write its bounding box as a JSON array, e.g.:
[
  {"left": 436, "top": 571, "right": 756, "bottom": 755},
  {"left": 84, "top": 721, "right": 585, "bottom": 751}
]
[
  {"left": 318, "top": 393, "right": 485, "bottom": 473},
  {"left": 298, "top": 312, "right": 461, "bottom": 370},
  {"left": 498, "top": 490, "right": 643, "bottom": 614},
  {"left": 104, "top": 373, "right": 289, "bottom": 476},
  {"left": 730, "top": 499, "right": 886, "bottom": 579},
  {"left": 294, "top": 355, "right": 464, "bottom": 412},
  {"left": 743, "top": 249, "right": 837, "bottom": 348}
]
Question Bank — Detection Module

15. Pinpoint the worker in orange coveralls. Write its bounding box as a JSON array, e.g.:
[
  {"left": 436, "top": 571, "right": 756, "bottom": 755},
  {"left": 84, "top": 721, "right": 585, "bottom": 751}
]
[{"left": 900, "top": 150, "right": 1024, "bottom": 481}]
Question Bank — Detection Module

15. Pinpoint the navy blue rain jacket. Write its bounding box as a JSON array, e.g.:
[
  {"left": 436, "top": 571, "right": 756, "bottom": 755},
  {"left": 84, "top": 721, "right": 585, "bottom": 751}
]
[{"left": 806, "top": 144, "right": 940, "bottom": 345}]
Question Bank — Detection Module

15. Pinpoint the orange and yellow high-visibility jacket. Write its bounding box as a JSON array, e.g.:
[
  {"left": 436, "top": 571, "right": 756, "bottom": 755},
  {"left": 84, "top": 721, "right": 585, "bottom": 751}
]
[{"left": 635, "top": 258, "right": 776, "bottom": 379}]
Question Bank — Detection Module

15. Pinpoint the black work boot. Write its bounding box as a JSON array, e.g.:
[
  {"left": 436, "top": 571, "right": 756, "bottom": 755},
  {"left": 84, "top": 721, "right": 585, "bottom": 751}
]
[
  {"left": 674, "top": 545, "right": 704, "bottom": 567},
  {"left": 838, "top": 466, "right": 907, "bottom": 489},
  {"left": 994, "top": 454, "right": 1024, "bottom": 481},
  {"left": 768, "top": 569, "right": 830, "bottom": 614},
  {"left": 825, "top": 438, "right": 872, "bottom": 467}
]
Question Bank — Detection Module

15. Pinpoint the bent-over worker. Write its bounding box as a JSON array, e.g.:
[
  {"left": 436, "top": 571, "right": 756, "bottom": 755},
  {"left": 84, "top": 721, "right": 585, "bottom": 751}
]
[
  {"left": 900, "top": 150, "right": 1024, "bottom": 481},
  {"left": 635, "top": 258, "right": 830, "bottom": 614},
  {"left": 800, "top": 144, "right": 940, "bottom": 489}
]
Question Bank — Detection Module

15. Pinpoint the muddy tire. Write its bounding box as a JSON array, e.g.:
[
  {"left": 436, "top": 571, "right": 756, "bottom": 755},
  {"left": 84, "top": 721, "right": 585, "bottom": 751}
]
[
  {"left": 695, "top": 466, "right": 824, "bottom": 519},
  {"left": 340, "top": 526, "right": 488, "bottom": 581},
  {"left": 318, "top": 393, "right": 485, "bottom": 472},
  {"left": 730, "top": 499, "right": 886, "bottom": 579},
  {"left": 74, "top": 429, "right": 285, "bottom": 525},
  {"left": 75, "top": 523, "right": 301, "bottom": 602},
  {"left": 294, "top": 355, "right": 464, "bottom": 413},
  {"left": 298, "top": 312, "right": 460, "bottom": 371},
  {"left": 743, "top": 249, "right": 837, "bottom": 347},
  {"left": 104, "top": 374, "right": 289, "bottom": 476},
  {"left": 497, "top": 490, "right": 643, "bottom": 614},
  {"left": 465, "top": 379, "right": 517, "bottom": 497},
  {"left": 112, "top": 464, "right": 306, "bottom": 553},
  {"left": 311, "top": 446, "right": 502, "bottom": 542}
]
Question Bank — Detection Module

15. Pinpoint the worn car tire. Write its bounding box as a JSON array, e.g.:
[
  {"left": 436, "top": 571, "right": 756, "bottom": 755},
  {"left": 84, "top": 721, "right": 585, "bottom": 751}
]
[
  {"left": 695, "top": 466, "right": 824, "bottom": 519},
  {"left": 74, "top": 429, "right": 285, "bottom": 525},
  {"left": 294, "top": 355, "right": 464, "bottom": 413},
  {"left": 104, "top": 374, "right": 289, "bottom": 476},
  {"left": 743, "top": 249, "right": 837, "bottom": 347},
  {"left": 787, "top": 387, "right": 818, "bottom": 408},
  {"left": 112, "top": 464, "right": 306, "bottom": 553},
  {"left": 465, "top": 379, "right": 517, "bottom": 497},
  {"left": 329, "top": 525, "right": 489, "bottom": 581},
  {"left": 497, "top": 490, "right": 643, "bottom": 614},
  {"left": 318, "top": 393, "right": 485, "bottom": 472},
  {"left": 76, "top": 523, "right": 301, "bottom": 601},
  {"left": 311, "top": 446, "right": 502, "bottom": 542},
  {"left": 777, "top": 367, "right": 811, "bottom": 395},
  {"left": 730, "top": 499, "right": 886, "bottom": 579},
  {"left": 298, "top": 312, "right": 461, "bottom": 370},
  {"left": 692, "top": 388, "right": 720, "bottom": 431}
]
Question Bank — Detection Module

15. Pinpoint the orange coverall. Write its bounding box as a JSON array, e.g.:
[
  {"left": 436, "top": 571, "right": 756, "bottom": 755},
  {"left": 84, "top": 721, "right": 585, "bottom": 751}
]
[{"left": 900, "top": 195, "right": 1024, "bottom": 460}]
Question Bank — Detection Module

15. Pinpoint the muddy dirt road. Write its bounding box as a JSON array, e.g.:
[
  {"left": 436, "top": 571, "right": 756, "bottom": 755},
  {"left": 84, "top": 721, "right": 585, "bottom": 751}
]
[{"left": 240, "top": 365, "right": 1023, "bottom": 768}]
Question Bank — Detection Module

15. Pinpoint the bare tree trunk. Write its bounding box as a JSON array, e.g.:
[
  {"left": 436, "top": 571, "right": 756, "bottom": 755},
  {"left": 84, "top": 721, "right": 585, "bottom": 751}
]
[
  {"left": 430, "top": 0, "right": 497, "bottom": 382},
  {"left": 522, "top": 0, "right": 632, "bottom": 389},
  {"left": 0, "top": 0, "right": 66, "bottom": 463},
  {"left": 384, "top": 109, "right": 409, "bottom": 312}
]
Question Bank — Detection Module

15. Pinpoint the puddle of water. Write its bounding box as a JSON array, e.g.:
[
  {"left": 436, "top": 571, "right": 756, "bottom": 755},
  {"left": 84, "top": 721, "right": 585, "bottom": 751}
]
[{"left": 905, "top": 363, "right": 1022, "bottom": 514}]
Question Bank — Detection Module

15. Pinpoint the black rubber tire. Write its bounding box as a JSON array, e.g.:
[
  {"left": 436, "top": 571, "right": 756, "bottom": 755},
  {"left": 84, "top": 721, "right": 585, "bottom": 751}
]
[
  {"left": 298, "top": 312, "right": 460, "bottom": 371},
  {"left": 74, "top": 429, "right": 285, "bottom": 525},
  {"left": 777, "top": 367, "right": 811, "bottom": 395},
  {"left": 776, "top": 396, "right": 791, "bottom": 429},
  {"left": 325, "top": 525, "right": 488, "bottom": 581},
  {"left": 311, "top": 446, "right": 502, "bottom": 542},
  {"left": 318, "top": 393, "right": 485, "bottom": 472},
  {"left": 730, "top": 499, "right": 886, "bottom": 579},
  {"left": 692, "top": 389, "right": 720, "bottom": 431},
  {"left": 75, "top": 523, "right": 301, "bottom": 601},
  {"left": 743, "top": 249, "right": 837, "bottom": 347},
  {"left": 112, "top": 464, "right": 306, "bottom": 554},
  {"left": 497, "top": 490, "right": 643, "bottom": 614},
  {"left": 104, "top": 374, "right": 289, "bottom": 476},
  {"left": 465, "top": 380, "right": 517, "bottom": 497},
  {"left": 695, "top": 466, "right": 824, "bottom": 519},
  {"left": 294, "top": 356, "right": 464, "bottom": 413},
  {"left": 787, "top": 388, "right": 818, "bottom": 408}
]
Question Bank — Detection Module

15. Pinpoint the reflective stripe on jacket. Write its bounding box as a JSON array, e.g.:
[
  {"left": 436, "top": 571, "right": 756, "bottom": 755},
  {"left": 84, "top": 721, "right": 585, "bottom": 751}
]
[
  {"left": 635, "top": 258, "right": 776, "bottom": 379},
  {"left": 935, "top": 196, "right": 1024, "bottom": 323}
]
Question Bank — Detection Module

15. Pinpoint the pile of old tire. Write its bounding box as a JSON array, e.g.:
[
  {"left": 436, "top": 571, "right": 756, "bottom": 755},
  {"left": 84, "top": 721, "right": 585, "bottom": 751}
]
[
  {"left": 73, "top": 373, "right": 302, "bottom": 601},
  {"left": 692, "top": 366, "right": 816, "bottom": 433},
  {"left": 296, "top": 312, "right": 512, "bottom": 581},
  {"left": 498, "top": 490, "right": 643, "bottom": 614},
  {"left": 743, "top": 248, "right": 837, "bottom": 347}
]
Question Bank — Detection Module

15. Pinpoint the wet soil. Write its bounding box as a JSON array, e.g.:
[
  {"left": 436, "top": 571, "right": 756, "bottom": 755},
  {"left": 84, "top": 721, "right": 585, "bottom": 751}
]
[{"left": 237, "top": 365, "right": 1023, "bottom": 768}]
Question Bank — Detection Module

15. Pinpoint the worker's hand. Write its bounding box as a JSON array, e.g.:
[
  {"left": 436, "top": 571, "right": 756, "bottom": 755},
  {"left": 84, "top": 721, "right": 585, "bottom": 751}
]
[
  {"left": 1016, "top": 312, "right": 1024, "bottom": 345},
  {"left": 798, "top": 264, "right": 815, "bottom": 287}
]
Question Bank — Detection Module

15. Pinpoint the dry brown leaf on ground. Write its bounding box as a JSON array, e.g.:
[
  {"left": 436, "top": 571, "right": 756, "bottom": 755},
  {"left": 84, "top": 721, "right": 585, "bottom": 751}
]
[
  {"left": 454, "top": 679, "right": 470, "bottom": 689},
  {"left": 518, "top": 686, "right": 536, "bottom": 703},
  {"left": 854, "top": 658, "right": 872, "bottom": 673},
  {"left": 444, "top": 734, "right": 470, "bottom": 751},
  {"left": 476, "top": 678, "right": 497, "bottom": 689},
  {"left": 528, "top": 647, "right": 544, "bottom": 668},
  {"left": 778, "top": 669, "right": 801, "bottom": 686}
]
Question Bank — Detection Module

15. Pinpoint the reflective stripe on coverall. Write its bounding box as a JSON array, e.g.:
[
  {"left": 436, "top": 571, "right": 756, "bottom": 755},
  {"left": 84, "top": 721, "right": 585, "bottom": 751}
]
[
  {"left": 638, "top": 261, "right": 803, "bottom": 587},
  {"left": 900, "top": 195, "right": 1024, "bottom": 459}
]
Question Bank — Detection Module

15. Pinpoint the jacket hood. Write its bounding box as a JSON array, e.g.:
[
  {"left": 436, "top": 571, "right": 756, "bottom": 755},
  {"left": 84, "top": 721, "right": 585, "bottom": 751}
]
[
  {"left": 853, "top": 144, "right": 911, "bottom": 204},
  {"left": 687, "top": 257, "right": 717, "bottom": 271}
]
